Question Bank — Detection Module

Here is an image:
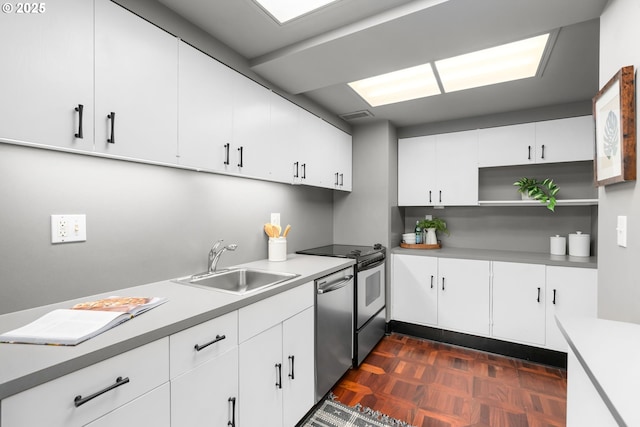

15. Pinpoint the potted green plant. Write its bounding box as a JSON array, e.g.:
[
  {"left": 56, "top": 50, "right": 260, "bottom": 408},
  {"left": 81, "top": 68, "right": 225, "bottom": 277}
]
[
  {"left": 418, "top": 217, "right": 449, "bottom": 244},
  {"left": 513, "top": 177, "right": 559, "bottom": 211}
]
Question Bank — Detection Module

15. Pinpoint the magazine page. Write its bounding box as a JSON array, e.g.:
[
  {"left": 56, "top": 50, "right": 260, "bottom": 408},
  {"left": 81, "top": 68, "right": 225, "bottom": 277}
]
[{"left": 0, "top": 296, "right": 168, "bottom": 346}]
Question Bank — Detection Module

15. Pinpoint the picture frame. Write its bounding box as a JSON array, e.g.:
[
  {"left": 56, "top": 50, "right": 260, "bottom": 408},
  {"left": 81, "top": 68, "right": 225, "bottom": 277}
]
[{"left": 593, "top": 65, "right": 636, "bottom": 186}]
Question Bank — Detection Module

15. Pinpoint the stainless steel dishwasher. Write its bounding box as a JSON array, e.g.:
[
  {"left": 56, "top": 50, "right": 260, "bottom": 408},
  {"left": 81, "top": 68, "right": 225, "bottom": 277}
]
[{"left": 315, "top": 267, "right": 354, "bottom": 401}]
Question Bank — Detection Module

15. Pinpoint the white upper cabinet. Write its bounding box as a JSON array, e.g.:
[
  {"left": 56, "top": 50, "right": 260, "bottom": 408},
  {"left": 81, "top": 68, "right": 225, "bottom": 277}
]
[
  {"left": 269, "top": 93, "right": 302, "bottom": 183},
  {"left": 95, "top": 0, "right": 178, "bottom": 164},
  {"left": 398, "top": 131, "right": 478, "bottom": 206},
  {"left": 0, "top": 0, "right": 94, "bottom": 150},
  {"left": 478, "top": 116, "right": 594, "bottom": 167},
  {"left": 534, "top": 116, "right": 594, "bottom": 163},
  {"left": 478, "top": 123, "right": 536, "bottom": 167},
  {"left": 295, "top": 109, "right": 330, "bottom": 188},
  {"left": 177, "top": 41, "right": 234, "bottom": 171},
  {"left": 327, "top": 125, "right": 353, "bottom": 191}
]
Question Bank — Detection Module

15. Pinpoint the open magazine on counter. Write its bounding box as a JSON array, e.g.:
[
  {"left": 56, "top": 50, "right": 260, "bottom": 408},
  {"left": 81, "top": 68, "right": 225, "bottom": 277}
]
[{"left": 0, "top": 296, "right": 168, "bottom": 346}]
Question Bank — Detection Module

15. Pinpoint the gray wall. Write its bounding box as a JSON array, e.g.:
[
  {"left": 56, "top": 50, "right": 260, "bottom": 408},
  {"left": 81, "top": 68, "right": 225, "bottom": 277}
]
[
  {"left": 0, "top": 144, "right": 333, "bottom": 314},
  {"left": 597, "top": 0, "right": 640, "bottom": 323},
  {"left": 333, "top": 121, "right": 402, "bottom": 249}
]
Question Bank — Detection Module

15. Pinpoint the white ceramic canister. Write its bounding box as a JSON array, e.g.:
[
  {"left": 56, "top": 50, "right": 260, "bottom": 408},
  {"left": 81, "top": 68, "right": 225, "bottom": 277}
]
[
  {"left": 268, "top": 237, "right": 287, "bottom": 261},
  {"left": 568, "top": 231, "right": 590, "bottom": 257},
  {"left": 550, "top": 235, "right": 566, "bottom": 256}
]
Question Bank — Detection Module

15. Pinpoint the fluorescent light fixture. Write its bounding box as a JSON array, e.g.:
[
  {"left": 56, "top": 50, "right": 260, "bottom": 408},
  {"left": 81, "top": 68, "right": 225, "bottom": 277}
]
[
  {"left": 348, "top": 63, "right": 441, "bottom": 107},
  {"left": 436, "top": 33, "right": 550, "bottom": 93},
  {"left": 253, "top": 0, "right": 339, "bottom": 24}
]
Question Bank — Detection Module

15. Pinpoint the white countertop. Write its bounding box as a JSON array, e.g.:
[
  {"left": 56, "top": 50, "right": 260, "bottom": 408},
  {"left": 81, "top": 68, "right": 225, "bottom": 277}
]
[
  {"left": 557, "top": 315, "right": 640, "bottom": 426},
  {"left": 0, "top": 254, "right": 354, "bottom": 400}
]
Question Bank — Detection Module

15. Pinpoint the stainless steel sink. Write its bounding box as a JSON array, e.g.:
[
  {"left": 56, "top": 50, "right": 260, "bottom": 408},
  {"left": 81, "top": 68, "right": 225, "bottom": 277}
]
[{"left": 173, "top": 267, "right": 299, "bottom": 294}]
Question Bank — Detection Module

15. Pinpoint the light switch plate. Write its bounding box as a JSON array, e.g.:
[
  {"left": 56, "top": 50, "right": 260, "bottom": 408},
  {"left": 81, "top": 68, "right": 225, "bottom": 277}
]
[
  {"left": 617, "top": 215, "right": 627, "bottom": 247},
  {"left": 270, "top": 213, "right": 280, "bottom": 227},
  {"left": 51, "top": 214, "right": 86, "bottom": 243}
]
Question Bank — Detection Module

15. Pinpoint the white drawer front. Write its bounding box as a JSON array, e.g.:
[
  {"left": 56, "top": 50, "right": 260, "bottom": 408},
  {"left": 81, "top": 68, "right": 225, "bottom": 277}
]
[
  {"left": 1, "top": 338, "right": 169, "bottom": 427},
  {"left": 239, "top": 281, "right": 313, "bottom": 343},
  {"left": 169, "top": 310, "right": 238, "bottom": 379}
]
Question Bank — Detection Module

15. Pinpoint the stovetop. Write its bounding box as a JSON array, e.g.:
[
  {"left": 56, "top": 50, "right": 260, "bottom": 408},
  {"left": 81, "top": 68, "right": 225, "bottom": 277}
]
[{"left": 296, "top": 244, "right": 385, "bottom": 259}]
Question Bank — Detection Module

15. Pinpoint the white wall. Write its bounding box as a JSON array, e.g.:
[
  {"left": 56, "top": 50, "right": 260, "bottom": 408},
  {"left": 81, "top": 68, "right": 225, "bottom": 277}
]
[
  {"left": 0, "top": 144, "right": 334, "bottom": 314},
  {"left": 597, "top": 0, "right": 640, "bottom": 322}
]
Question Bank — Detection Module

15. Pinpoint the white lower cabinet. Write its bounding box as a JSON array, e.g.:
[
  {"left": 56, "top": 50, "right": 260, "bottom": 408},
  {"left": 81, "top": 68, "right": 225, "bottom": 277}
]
[
  {"left": 492, "top": 262, "right": 546, "bottom": 346},
  {"left": 0, "top": 338, "right": 169, "bottom": 427},
  {"left": 169, "top": 311, "right": 239, "bottom": 427},
  {"left": 437, "top": 258, "right": 491, "bottom": 336},
  {"left": 85, "top": 383, "right": 170, "bottom": 427},
  {"left": 391, "top": 254, "right": 597, "bottom": 352},
  {"left": 238, "top": 282, "right": 315, "bottom": 427},
  {"left": 545, "top": 266, "right": 597, "bottom": 351},
  {"left": 392, "top": 254, "right": 438, "bottom": 326}
]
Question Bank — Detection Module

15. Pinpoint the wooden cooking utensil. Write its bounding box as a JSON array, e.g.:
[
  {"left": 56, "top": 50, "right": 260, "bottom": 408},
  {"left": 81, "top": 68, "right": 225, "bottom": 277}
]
[{"left": 283, "top": 224, "right": 291, "bottom": 237}]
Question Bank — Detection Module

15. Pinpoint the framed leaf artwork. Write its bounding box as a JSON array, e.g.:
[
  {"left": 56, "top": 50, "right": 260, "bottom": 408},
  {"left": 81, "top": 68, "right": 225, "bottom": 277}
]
[{"left": 593, "top": 65, "right": 636, "bottom": 186}]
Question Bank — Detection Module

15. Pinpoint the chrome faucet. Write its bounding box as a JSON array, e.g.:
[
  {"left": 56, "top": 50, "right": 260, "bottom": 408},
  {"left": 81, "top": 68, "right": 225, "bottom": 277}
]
[{"left": 208, "top": 240, "right": 238, "bottom": 272}]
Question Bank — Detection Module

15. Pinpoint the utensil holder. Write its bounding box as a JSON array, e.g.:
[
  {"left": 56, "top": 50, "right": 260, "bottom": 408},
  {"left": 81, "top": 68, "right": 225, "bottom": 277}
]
[{"left": 268, "top": 237, "right": 287, "bottom": 261}]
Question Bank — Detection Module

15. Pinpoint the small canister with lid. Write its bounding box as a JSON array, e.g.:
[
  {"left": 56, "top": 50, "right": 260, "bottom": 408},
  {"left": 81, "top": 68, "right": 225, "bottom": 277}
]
[{"left": 568, "top": 231, "right": 590, "bottom": 257}]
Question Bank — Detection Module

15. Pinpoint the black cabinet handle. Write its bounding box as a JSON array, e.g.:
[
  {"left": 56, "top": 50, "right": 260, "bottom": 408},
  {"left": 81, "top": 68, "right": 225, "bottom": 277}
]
[
  {"left": 430, "top": 275, "right": 434, "bottom": 288},
  {"left": 275, "top": 363, "right": 282, "bottom": 389},
  {"left": 224, "top": 143, "right": 230, "bottom": 165},
  {"left": 553, "top": 289, "right": 557, "bottom": 305},
  {"left": 301, "top": 163, "right": 306, "bottom": 179},
  {"left": 288, "top": 355, "right": 295, "bottom": 380},
  {"left": 439, "top": 190, "right": 442, "bottom": 203},
  {"left": 74, "top": 376, "right": 129, "bottom": 408},
  {"left": 429, "top": 190, "right": 432, "bottom": 203},
  {"left": 293, "top": 162, "right": 299, "bottom": 178},
  {"left": 527, "top": 145, "right": 531, "bottom": 160},
  {"left": 541, "top": 144, "right": 545, "bottom": 159},
  {"left": 335, "top": 172, "right": 339, "bottom": 186},
  {"left": 442, "top": 277, "right": 445, "bottom": 291},
  {"left": 74, "top": 104, "right": 84, "bottom": 139},
  {"left": 537, "top": 287, "right": 541, "bottom": 303},
  {"left": 237, "top": 146, "right": 243, "bottom": 167},
  {"left": 339, "top": 173, "right": 344, "bottom": 186},
  {"left": 107, "top": 112, "right": 116, "bottom": 144},
  {"left": 228, "top": 397, "right": 236, "bottom": 427},
  {"left": 194, "top": 334, "right": 226, "bottom": 352}
]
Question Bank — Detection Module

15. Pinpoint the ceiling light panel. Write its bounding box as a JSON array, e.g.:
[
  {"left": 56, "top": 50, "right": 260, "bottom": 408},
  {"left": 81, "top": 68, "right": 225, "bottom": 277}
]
[
  {"left": 253, "top": 0, "right": 339, "bottom": 24},
  {"left": 348, "top": 63, "right": 441, "bottom": 107},
  {"left": 435, "top": 33, "right": 550, "bottom": 93}
]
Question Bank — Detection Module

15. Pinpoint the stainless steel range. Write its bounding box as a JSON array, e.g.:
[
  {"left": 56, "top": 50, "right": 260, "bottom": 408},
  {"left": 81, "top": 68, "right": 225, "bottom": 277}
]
[{"left": 297, "top": 244, "right": 386, "bottom": 367}]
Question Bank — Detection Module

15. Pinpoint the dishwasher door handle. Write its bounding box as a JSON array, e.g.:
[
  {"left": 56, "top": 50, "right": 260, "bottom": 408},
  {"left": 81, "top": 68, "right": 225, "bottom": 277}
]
[{"left": 317, "top": 275, "right": 354, "bottom": 294}]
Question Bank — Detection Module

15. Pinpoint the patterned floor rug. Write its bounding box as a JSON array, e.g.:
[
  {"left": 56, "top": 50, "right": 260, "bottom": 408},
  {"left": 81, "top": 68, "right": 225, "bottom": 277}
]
[{"left": 300, "top": 394, "right": 416, "bottom": 427}]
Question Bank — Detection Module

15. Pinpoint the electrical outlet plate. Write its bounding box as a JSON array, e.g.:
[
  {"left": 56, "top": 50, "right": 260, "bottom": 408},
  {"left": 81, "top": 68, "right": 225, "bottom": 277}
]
[
  {"left": 51, "top": 214, "right": 86, "bottom": 243},
  {"left": 270, "top": 213, "right": 280, "bottom": 227}
]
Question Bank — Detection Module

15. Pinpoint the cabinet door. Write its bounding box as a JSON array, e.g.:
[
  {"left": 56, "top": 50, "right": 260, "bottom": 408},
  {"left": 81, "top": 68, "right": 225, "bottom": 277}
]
[
  {"left": 478, "top": 123, "right": 536, "bottom": 167},
  {"left": 270, "top": 93, "right": 301, "bottom": 183},
  {"left": 492, "top": 262, "right": 546, "bottom": 346},
  {"left": 95, "top": 0, "right": 178, "bottom": 164},
  {"left": 328, "top": 126, "right": 353, "bottom": 191},
  {"left": 398, "top": 136, "right": 437, "bottom": 206},
  {"left": 436, "top": 130, "right": 479, "bottom": 206},
  {"left": 239, "top": 324, "right": 283, "bottom": 427},
  {"left": 177, "top": 41, "right": 234, "bottom": 171},
  {"left": 546, "top": 266, "right": 597, "bottom": 351},
  {"left": 535, "top": 116, "right": 595, "bottom": 164},
  {"left": 296, "top": 109, "right": 330, "bottom": 188},
  {"left": 232, "top": 74, "right": 272, "bottom": 178},
  {"left": 283, "top": 307, "right": 315, "bottom": 426},
  {"left": 86, "top": 382, "right": 170, "bottom": 427},
  {"left": 171, "top": 348, "right": 238, "bottom": 427},
  {"left": 0, "top": 0, "right": 93, "bottom": 150},
  {"left": 438, "top": 258, "right": 490, "bottom": 336},
  {"left": 392, "top": 254, "right": 438, "bottom": 326}
]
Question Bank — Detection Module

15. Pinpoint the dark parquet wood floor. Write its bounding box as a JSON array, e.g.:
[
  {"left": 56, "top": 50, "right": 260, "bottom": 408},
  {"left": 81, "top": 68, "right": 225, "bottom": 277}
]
[{"left": 332, "top": 333, "right": 567, "bottom": 427}]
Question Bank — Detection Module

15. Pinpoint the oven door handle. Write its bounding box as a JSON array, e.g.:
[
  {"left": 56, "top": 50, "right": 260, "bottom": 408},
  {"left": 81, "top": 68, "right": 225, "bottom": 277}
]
[
  {"left": 317, "top": 275, "right": 354, "bottom": 294},
  {"left": 359, "top": 258, "right": 385, "bottom": 271}
]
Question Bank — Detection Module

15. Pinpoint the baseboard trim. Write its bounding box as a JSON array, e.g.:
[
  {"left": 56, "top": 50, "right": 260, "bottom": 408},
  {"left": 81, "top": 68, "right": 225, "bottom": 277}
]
[{"left": 387, "top": 320, "right": 567, "bottom": 369}]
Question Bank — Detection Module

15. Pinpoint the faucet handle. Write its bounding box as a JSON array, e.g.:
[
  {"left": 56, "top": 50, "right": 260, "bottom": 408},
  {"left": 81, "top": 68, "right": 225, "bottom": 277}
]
[{"left": 210, "top": 239, "right": 224, "bottom": 253}]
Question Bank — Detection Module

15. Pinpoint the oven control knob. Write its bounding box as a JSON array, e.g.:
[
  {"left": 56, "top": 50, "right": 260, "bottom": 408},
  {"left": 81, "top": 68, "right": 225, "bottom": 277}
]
[{"left": 373, "top": 243, "right": 382, "bottom": 250}]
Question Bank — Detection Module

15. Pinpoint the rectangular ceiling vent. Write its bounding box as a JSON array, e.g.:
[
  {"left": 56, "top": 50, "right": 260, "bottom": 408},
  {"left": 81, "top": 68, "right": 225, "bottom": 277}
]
[{"left": 339, "top": 110, "right": 374, "bottom": 121}]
